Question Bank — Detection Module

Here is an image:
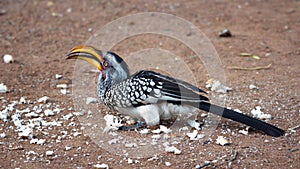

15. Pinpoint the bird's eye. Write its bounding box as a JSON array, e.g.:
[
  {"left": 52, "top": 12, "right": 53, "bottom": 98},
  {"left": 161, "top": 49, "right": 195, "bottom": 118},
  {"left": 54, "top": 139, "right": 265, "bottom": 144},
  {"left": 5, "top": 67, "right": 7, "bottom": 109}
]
[{"left": 103, "top": 60, "right": 109, "bottom": 67}]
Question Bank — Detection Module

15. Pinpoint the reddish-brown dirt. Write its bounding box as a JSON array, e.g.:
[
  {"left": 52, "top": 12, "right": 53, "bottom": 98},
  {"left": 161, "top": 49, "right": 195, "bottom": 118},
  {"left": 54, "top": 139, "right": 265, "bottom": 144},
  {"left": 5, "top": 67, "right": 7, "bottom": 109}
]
[{"left": 0, "top": 0, "right": 299, "bottom": 168}]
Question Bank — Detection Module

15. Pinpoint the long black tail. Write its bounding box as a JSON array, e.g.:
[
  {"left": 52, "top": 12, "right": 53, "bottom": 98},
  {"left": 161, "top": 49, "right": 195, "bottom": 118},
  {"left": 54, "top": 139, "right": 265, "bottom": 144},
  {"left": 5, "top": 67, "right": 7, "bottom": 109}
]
[{"left": 195, "top": 102, "right": 285, "bottom": 137}]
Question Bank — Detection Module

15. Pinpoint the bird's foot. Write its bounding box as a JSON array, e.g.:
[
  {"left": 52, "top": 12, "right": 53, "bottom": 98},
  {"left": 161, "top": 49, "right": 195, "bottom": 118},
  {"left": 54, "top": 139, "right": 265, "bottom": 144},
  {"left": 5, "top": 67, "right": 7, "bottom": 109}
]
[{"left": 118, "top": 121, "right": 146, "bottom": 131}]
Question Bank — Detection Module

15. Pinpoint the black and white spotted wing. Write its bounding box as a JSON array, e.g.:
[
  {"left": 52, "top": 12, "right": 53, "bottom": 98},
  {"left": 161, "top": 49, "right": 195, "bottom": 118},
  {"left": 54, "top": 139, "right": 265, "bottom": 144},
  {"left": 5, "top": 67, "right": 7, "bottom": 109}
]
[{"left": 104, "top": 70, "right": 209, "bottom": 108}]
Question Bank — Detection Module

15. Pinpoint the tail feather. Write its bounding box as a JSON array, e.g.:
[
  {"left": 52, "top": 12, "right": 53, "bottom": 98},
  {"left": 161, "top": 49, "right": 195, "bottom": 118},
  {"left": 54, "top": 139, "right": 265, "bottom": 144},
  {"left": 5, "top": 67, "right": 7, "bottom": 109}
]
[{"left": 196, "top": 102, "right": 285, "bottom": 137}]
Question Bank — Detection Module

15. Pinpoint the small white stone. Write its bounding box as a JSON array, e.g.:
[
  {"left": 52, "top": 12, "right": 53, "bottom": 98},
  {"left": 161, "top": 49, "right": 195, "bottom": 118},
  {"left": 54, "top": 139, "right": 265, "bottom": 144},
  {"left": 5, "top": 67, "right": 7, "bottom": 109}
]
[
  {"left": 128, "top": 158, "right": 133, "bottom": 164},
  {"left": 38, "top": 96, "right": 49, "bottom": 103},
  {"left": 93, "top": 164, "right": 109, "bottom": 169},
  {"left": 60, "top": 89, "right": 69, "bottom": 94},
  {"left": 165, "top": 146, "right": 181, "bottom": 155},
  {"left": 86, "top": 97, "right": 97, "bottom": 104},
  {"left": 44, "top": 109, "right": 54, "bottom": 116},
  {"left": 140, "top": 128, "right": 149, "bottom": 134},
  {"left": 125, "top": 143, "right": 138, "bottom": 148},
  {"left": 18, "top": 127, "right": 33, "bottom": 139},
  {"left": 160, "top": 125, "right": 172, "bottom": 134},
  {"left": 29, "top": 139, "right": 38, "bottom": 144},
  {"left": 45, "top": 150, "right": 54, "bottom": 156},
  {"left": 57, "top": 84, "right": 68, "bottom": 89},
  {"left": 251, "top": 106, "right": 272, "bottom": 120},
  {"left": 151, "top": 134, "right": 161, "bottom": 139},
  {"left": 19, "top": 97, "right": 26, "bottom": 104},
  {"left": 55, "top": 74, "right": 63, "bottom": 79},
  {"left": 25, "top": 112, "right": 39, "bottom": 118},
  {"left": 73, "top": 111, "right": 84, "bottom": 116},
  {"left": 3, "top": 54, "right": 14, "bottom": 63},
  {"left": 66, "top": 8, "right": 72, "bottom": 13},
  {"left": 0, "top": 83, "right": 8, "bottom": 93},
  {"left": 187, "top": 130, "right": 199, "bottom": 140},
  {"left": 179, "top": 126, "right": 189, "bottom": 132},
  {"left": 0, "top": 108, "right": 10, "bottom": 122},
  {"left": 0, "top": 133, "right": 6, "bottom": 138},
  {"left": 238, "top": 129, "right": 249, "bottom": 135},
  {"left": 65, "top": 146, "right": 72, "bottom": 151},
  {"left": 62, "top": 113, "right": 73, "bottom": 121},
  {"left": 165, "top": 161, "right": 172, "bottom": 167},
  {"left": 37, "top": 139, "right": 45, "bottom": 145},
  {"left": 205, "top": 79, "right": 232, "bottom": 93},
  {"left": 108, "top": 138, "right": 118, "bottom": 144},
  {"left": 216, "top": 136, "right": 230, "bottom": 146},
  {"left": 187, "top": 120, "right": 201, "bottom": 130},
  {"left": 73, "top": 132, "right": 81, "bottom": 137},
  {"left": 151, "top": 128, "right": 161, "bottom": 134},
  {"left": 249, "top": 84, "right": 259, "bottom": 90}
]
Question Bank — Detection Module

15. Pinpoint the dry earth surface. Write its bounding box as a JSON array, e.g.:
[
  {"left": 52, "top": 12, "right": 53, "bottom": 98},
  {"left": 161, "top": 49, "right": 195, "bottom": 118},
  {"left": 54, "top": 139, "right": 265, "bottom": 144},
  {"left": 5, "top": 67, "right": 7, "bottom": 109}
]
[{"left": 0, "top": 0, "right": 299, "bottom": 168}]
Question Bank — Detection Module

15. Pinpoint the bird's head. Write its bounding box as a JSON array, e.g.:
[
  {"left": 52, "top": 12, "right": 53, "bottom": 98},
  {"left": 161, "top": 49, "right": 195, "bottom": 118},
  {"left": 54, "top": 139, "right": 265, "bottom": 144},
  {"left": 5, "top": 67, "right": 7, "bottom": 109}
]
[{"left": 66, "top": 45, "right": 130, "bottom": 86}]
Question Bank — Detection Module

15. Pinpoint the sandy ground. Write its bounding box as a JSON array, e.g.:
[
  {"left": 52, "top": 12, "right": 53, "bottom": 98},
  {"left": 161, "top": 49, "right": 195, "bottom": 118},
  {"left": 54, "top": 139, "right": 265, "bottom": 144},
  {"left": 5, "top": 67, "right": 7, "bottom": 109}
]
[{"left": 0, "top": 0, "right": 299, "bottom": 168}]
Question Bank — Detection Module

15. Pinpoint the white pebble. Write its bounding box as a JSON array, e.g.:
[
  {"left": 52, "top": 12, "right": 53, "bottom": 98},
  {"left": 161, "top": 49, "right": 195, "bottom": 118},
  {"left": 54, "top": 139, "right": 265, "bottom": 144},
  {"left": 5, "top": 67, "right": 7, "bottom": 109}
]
[
  {"left": 37, "top": 139, "right": 46, "bottom": 145},
  {"left": 55, "top": 74, "right": 62, "bottom": 79},
  {"left": 205, "top": 79, "right": 232, "bottom": 93},
  {"left": 65, "top": 146, "right": 72, "bottom": 151},
  {"left": 139, "top": 128, "right": 149, "bottom": 134},
  {"left": 60, "top": 89, "right": 69, "bottom": 94},
  {"left": 0, "top": 108, "right": 10, "bottom": 122},
  {"left": 73, "top": 132, "right": 81, "bottom": 137},
  {"left": 128, "top": 158, "right": 133, "bottom": 164},
  {"left": 30, "top": 138, "right": 38, "bottom": 144},
  {"left": 187, "top": 120, "right": 201, "bottom": 130},
  {"left": 38, "top": 96, "right": 49, "bottom": 103},
  {"left": 19, "top": 97, "right": 26, "bottom": 104},
  {"left": 251, "top": 106, "right": 272, "bottom": 120},
  {"left": 238, "top": 129, "right": 249, "bottom": 135},
  {"left": 151, "top": 134, "right": 161, "bottom": 139},
  {"left": 62, "top": 113, "right": 73, "bottom": 121},
  {"left": 44, "top": 109, "right": 54, "bottom": 116},
  {"left": 165, "top": 161, "right": 172, "bottom": 166},
  {"left": 160, "top": 125, "right": 172, "bottom": 134},
  {"left": 3, "top": 54, "right": 14, "bottom": 63},
  {"left": 0, "top": 83, "right": 7, "bottom": 93},
  {"left": 0, "top": 133, "right": 6, "bottom": 138},
  {"left": 165, "top": 146, "right": 181, "bottom": 155},
  {"left": 151, "top": 128, "right": 161, "bottom": 134},
  {"left": 216, "top": 136, "right": 230, "bottom": 146},
  {"left": 18, "top": 127, "right": 33, "bottom": 139},
  {"left": 66, "top": 8, "right": 72, "bottom": 13},
  {"left": 249, "top": 84, "right": 259, "bottom": 90},
  {"left": 93, "top": 163, "right": 109, "bottom": 169},
  {"left": 25, "top": 112, "right": 39, "bottom": 118},
  {"left": 73, "top": 111, "right": 84, "bottom": 116},
  {"left": 108, "top": 138, "right": 119, "bottom": 144},
  {"left": 57, "top": 84, "right": 68, "bottom": 89},
  {"left": 86, "top": 97, "right": 97, "bottom": 104},
  {"left": 125, "top": 143, "right": 138, "bottom": 148},
  {"left": 46, "top": 150, "right": 54, "bottom": 156}
]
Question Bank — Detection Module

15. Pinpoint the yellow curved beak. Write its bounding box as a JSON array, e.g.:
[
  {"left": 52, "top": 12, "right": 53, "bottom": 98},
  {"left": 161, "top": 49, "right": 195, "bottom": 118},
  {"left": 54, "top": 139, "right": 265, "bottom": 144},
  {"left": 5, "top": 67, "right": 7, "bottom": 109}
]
[{"left": 66, "top": 45, "right": 104, "bottom": 71}]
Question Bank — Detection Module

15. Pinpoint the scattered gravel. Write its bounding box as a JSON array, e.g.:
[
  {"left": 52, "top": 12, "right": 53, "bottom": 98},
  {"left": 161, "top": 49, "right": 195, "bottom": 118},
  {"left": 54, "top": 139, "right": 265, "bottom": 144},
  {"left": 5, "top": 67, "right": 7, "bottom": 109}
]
[
  {"left": 205, "top": 79, "right": 232, "bottom": 93},
  {"left": 251, "top": 106, "right": 272, "bottom": 120}
]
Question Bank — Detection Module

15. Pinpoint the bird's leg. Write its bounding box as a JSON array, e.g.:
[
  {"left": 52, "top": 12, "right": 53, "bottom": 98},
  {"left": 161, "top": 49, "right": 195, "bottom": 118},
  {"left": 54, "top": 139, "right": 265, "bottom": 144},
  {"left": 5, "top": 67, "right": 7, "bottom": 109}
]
[{"left": 118, "top": 121, "right": 146, "bottom": 131}]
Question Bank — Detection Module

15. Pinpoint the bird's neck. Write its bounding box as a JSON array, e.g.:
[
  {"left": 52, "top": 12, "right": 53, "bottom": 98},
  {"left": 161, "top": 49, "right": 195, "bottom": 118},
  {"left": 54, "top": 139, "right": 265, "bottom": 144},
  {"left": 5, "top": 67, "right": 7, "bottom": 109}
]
[
  {"left": 97, "top": 72, "right": 129, "bottom": 103},
  {"left": 97, "top": 76, "right": 111, "bottom": 103}
]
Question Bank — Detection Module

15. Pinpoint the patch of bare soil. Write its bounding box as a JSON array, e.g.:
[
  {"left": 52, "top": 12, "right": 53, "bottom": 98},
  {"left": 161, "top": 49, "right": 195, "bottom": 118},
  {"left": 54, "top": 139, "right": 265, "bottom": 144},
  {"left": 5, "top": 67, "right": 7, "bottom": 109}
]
[{"left": 0, "top": 0, "right": 299, "bottom": 168}]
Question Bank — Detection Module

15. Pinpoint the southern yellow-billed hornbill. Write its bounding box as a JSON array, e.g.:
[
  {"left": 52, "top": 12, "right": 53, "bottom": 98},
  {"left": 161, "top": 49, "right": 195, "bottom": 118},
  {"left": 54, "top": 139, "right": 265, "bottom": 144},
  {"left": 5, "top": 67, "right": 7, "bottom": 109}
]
[{"left": 67, "top": 45, "right": 285, "bottom": 137}]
